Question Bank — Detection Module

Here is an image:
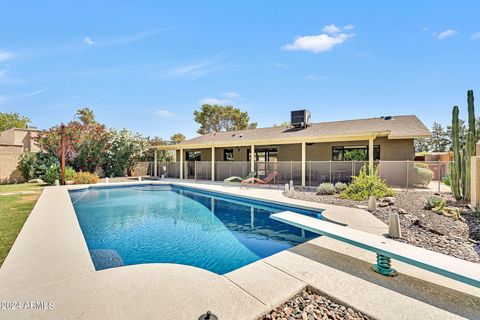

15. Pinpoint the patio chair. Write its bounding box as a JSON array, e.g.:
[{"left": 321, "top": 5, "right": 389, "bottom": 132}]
[
  {"left": 223, "top": 171, "right": 256, "bottom": 184},
  {"left": 241, "top": 172, "right": 278, "bottom": 188}
]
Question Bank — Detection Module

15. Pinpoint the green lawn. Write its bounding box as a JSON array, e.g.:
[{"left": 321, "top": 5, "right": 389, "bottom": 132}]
[{"left": 0, "top": 183, "right": 45, "bottom": 267}]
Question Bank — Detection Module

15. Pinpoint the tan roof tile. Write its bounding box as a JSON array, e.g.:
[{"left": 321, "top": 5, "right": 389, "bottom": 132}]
[{"left": 177, "top": 115, "right": 431, "bottom": 147}]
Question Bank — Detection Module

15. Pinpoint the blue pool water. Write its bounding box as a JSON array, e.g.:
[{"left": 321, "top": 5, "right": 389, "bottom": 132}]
[{"left": 69, "top": 184, "right": 322, "bottom": 274}]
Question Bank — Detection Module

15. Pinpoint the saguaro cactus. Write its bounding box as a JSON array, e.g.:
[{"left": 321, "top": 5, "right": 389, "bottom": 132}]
[
  {"left": 450, "top": 106, "right": 462, "bottom": 200},
  {"left": 450, "top": 90, "right": 476, "bottom": 201},
  {"left": 464, "top": 90, "right": 476, "bottom": 201}
]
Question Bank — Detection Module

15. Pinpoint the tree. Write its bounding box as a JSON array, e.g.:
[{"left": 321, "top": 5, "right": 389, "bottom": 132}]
[
  {"left": 0, "top": 112, "right": 31, "bottom": 131},
  {"left": 101, "top": 129, "right": 149, "bottom": 177},
  {"left": 75, "top": 107, "right": 95, "bottom": 125},
  {"left": 142, "top": 137, "right": 174, "bottom": 162},
  {"left": 429, "top": 122, "right": 449, "bottom": 152},
  {"left": 170, "top": 133, "right": 186, "bottom": 144},
  {"left": 414, "top": 138, "right": 430, "bottom": 153},
  {"left": 193, "top": 104, "right": 256, "bottom": 134},
  {"left": 35, "top": 121, "right": 109, "bottom": 173}
]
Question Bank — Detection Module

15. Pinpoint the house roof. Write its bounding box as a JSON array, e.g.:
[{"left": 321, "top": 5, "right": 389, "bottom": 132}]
[{"left": 155, "top": 115, "right": 431, "bottom": 149}]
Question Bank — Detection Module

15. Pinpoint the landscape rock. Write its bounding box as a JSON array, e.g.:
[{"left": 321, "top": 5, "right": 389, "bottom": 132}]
[
  {"left": 284, "top": 190, "right": 480, "bottom": 263},
  {"left": 261, "top": 288, "right": 370, "bottom": 320}
]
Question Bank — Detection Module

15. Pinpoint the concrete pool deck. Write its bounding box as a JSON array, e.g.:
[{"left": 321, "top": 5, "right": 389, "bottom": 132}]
[{"left": 0, "top": 180, "right": 479, "bottom": 319}]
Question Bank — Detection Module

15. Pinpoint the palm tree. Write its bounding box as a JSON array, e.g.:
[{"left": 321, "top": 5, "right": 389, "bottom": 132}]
[{"left": 75, "top": 107, "right": 95, "bottom": 125}]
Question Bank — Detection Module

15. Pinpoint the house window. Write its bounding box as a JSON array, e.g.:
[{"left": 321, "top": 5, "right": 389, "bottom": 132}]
[
  {"left": 186, "top": 151, "right": 201, "bottom": 161},
  {"left": 223, "top": 149, "right": 234, "bottom": 161},
  {"left": 247, "top": 148, "right": 278, "bottom": 162},
  {"left": 332, "top": 145, "right": 380, "bottom": 161}
]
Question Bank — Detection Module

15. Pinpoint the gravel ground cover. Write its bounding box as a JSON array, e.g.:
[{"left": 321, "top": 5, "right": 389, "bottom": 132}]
[
  {"left": 260, "top": 288, "right": 371, "bottom": 320},
  {"left": 284, "top": 190, "right": 480, "bottom": 263}
]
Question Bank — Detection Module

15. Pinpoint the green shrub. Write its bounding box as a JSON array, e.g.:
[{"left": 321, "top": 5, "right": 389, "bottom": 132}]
[
  {"left": 65, "top": 166, "right": 77, "bottom": 181},
  {"left": 34, "top": 153, "right": 59, "bottom": 179},
  {"left": 442, "top": 174, "right": 451, "bottom": 186},
  {"left": 73, "top": 171, "right": 99, "bottom": 184},
  {"left": 334, "top": 182, "right": 347, "bottom": 191},
  {"left": 424, "top": 196, "right": 445, "bottom": 210},
  {"left": 43, "top": 164, "right": 60, "bottom": 185},
  {"left": 414, "top": 167, "right": 434, "bottom": 187},
  {"left": 317, "top": 182, "right": 336, "bottom": 195},
  {"left": 17, "top": 151, "right": 37, "bottom": 180},
  {"left": 340, "top": 165, "right": 395, "bottom": 201}
]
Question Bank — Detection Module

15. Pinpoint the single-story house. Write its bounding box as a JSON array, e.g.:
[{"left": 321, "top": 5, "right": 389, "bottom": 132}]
[{"left": 153, "top": 114, "right": 431, "bottom": 186}]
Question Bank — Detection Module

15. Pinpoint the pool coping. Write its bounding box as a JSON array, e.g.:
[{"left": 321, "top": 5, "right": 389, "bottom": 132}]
[{"left": 1, "top": 181, "right": 479, "bottom": 319}]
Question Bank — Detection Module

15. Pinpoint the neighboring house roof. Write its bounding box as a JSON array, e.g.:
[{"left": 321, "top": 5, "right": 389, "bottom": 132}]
[{"left": 156, "top": 115, "right": 431, "bottom": 149}]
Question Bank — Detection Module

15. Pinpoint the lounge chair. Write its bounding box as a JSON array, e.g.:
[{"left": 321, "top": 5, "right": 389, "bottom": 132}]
[
  {"left": 224, "top": 171, "right": 256, "bottom": 184},
  {"left": 241, "top": 172, "right": 278, "bottom": 188}
]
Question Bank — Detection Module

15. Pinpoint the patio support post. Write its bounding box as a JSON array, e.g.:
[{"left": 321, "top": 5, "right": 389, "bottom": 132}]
[
  {"left": 180, "top": 149, "right": 184, "bottom": 179},
  {"left": 153, "top": 149, "right": 158, "bottom": 178},
  {"left": 250, "top": 144, "right": 255, "bottom": 173},
  {"left": 369, "top": 137, "right": 374, "bottom": 173},
  {"left": 211, "top": 147, "right": 215, "bottom": 181},
  {"left": 301, "top": 142, "right": 306, "bottom": 187}
]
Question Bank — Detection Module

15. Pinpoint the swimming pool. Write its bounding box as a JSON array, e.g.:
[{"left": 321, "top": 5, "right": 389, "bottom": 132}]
[{"left": 69, "top": 184, "right": 322, "bottom": 274}]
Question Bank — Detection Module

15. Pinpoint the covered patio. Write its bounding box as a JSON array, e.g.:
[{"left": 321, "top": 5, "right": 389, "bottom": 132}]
[{"left": 153, "top": 134, "right": 379, "bottom": 187}]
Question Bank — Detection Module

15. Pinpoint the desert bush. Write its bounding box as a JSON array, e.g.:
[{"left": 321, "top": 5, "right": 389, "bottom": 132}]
[
  {"left": 317, "top": 183, "right": 336, "bottom": 195},
  {"left": 414, "top": 162, "right": 429, "bottom": 169},
  {"left": 17, "top": 151, "right": 37, "bottom": 180},
  {"left": 73, "top": 171, "right": 99, "bottom": 184},
  {"left": 340, "top": 165, "right": 395, "bottom": 201},
  {"left": 414, "top": 167, "right": 434, "bottom": 187},
  {"left": 424, "top": 196, "right": 445, "bottom": 210},
  {"left": 334, "top": 182, "right": 347, "bottom": 191}
]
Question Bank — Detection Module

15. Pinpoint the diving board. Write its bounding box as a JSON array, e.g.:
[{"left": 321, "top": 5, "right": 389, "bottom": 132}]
[{"left": 270, "top": 211, "right": 480, "bottom": 288}]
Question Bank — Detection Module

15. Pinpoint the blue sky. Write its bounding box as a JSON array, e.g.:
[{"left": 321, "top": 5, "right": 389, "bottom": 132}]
[{"left": 1, "top": 1, "right": 479, "bottom": 139}]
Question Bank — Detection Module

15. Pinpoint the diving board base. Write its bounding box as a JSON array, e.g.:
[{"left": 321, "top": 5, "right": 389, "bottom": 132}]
[{"left": 372, "top": 254, "right": 397, "bottom": 276}]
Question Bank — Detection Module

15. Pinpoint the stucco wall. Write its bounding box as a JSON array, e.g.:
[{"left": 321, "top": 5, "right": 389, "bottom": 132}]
[
  {"left": 0, "top": 144, "right": 24, "bottom": 183},
  {"left": 0, "top": 129, "right": 39, "bottom": 152},
  {"left": 278, "top": 137, "right": 414, "bottom": 161}
]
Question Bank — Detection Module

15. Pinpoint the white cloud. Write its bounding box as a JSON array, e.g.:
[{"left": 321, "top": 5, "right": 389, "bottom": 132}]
[
  {"left": 435, "top": 29, "right": 457, "bottom": 40},
  {"left": 155, "top": 109, "right": 176, "bottom": 118},
  {"left": 471, "top": 32, "right": 480, "bottom": 40},
  {"left": 222, "top": 92, "right": 241, "bottom": 99},
  {"left": 84, "top": 36, "right": 95, "bottom": 46},
  {"left": 283, "top": 32, "right": 354, "bottom": 53},
  {"left": 283, "top": 24, "right": 354, "bottom": 53},
  {"left": 0, "top": 50, "right": 14, "bottom": 62},
  {"left": 200, "top": 97, "right": 232, "bottom": 105},
  {"left": 322, "top": 24, "right": 342, "bottom": 34}
]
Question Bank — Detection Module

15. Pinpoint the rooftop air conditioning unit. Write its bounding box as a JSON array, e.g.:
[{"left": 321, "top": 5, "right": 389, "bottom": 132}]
[{"left": 291, "top": 110, "right": 311, "bottom": 128}]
